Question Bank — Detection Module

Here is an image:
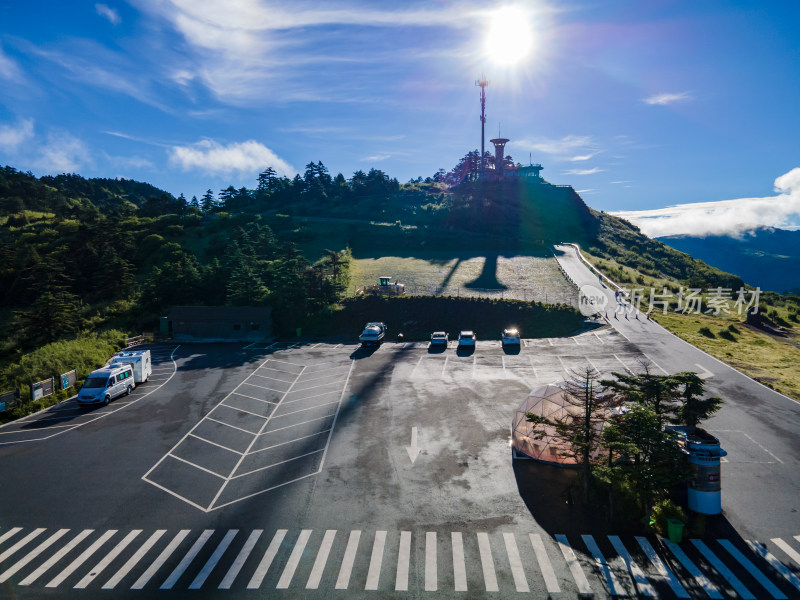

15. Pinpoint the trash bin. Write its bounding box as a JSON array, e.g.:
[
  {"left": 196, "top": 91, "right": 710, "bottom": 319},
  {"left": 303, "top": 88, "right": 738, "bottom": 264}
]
[
  {"left": 296, "top": 327, "right": 302, "bottom": 337},
  {"left": 667, "top": 518, "right": 685, "bottom": 543}
]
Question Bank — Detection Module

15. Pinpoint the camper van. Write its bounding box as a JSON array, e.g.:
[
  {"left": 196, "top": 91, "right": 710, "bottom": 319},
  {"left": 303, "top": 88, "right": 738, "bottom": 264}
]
[
  {"left": 77, "top": 364, "right": 135, "bottom": 406},
  {"left": 109, "top": 349, "right": 152, "bottom": 384}
]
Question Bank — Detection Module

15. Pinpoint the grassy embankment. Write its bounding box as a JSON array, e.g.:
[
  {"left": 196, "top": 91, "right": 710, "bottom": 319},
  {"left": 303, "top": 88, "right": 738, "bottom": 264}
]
[
  {"left": 583, "top": 249, "right": 800, "bottom": 399},
  {"left": 0, "top": 330, "right": 128, "bottom": 424}
]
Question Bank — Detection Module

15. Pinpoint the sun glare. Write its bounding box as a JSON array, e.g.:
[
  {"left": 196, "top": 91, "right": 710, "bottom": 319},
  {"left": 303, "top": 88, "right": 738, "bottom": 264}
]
[{"left": 485, "top": 6, "right": 534, "bottom": 66}]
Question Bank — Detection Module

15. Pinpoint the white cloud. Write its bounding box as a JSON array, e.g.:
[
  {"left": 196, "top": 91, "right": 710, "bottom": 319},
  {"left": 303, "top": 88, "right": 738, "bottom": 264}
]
[
  {"left": 515, "top": 135, "right": 596, "bottom": 157},
  {"left": 643, "top": 91, "right": 691, "bottom": 106},
  {"left": 570, "top": 151, "right": 602, "bottom": 161},
  {"left": 0, "top": 44, "right": 23, "bottom": 81},
  {"left": 95, "top": 3, "right": 121, "bottom": 25},
  {"left": 613, "top": 167, "right": 800, "bottom": 237},
  {"left": 363, "top": 154, "right": 391, "bottom": 162},
  {"left": 0, "top": 118, "right": 35, "bottom": 152},
  {"left": 168, "top": 139, "right": 295, "bottom": 177},
  {"left": 563, "top": 167, "right": 605, "bottom": 175},
  {"left": 34, "top": 132, "right": 91, "bottom": 173}
]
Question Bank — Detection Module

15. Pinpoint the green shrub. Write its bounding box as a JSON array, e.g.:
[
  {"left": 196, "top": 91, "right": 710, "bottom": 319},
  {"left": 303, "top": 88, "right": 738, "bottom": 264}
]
[{"left": 651, "top": 498, "right": 687, "bottom": 536}]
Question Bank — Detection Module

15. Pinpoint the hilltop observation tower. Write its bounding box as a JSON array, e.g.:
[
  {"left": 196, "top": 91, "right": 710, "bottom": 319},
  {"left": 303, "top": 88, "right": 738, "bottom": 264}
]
[{"left": 490, "top": 137, "right": 509, "bottom": 179}]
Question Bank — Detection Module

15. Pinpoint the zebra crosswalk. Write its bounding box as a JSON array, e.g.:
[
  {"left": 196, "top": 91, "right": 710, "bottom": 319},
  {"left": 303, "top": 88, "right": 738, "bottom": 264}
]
[{"left": 1, "top": 524, "right": 800, "bottom": 596}]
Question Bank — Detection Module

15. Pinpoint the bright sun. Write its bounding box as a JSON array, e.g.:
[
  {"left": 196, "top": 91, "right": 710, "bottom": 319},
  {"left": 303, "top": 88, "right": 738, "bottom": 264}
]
[{"left": 485, "top": 6, "right": 534, "bottom": 66}]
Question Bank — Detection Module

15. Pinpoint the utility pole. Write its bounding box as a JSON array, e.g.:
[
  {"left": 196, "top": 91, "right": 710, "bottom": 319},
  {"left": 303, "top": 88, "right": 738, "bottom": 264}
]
[{"left": 475, "top": 76, "right": 488, "bottom": 178}]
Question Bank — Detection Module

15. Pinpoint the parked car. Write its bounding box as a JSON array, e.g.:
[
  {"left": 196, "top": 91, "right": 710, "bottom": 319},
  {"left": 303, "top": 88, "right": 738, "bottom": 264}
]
[
  {"left": 502, "top": 328, "right": 521, "bottom": 346},
  {"left": 359, "top": 322, "right": 387, "bottom": 347},
  {"left": 430, "top": 331, "right": 448, "bottom": 346},
  {"left": 457, "top": 331, "right": 476, "bottom": 346},
  {"left": 77, "top": 364, "right": 135, "bottom": 407}
]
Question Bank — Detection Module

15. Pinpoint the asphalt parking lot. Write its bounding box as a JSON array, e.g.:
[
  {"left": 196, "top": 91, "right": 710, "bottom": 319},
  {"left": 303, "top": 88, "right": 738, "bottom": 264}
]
[{"left": 2, "top": 332, "right": 800, "bottom": 598}]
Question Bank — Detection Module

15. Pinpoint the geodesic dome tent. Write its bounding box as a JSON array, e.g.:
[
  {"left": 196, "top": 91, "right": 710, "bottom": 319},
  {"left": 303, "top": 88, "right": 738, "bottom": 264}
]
[{"left": 511, "top": 383, "right": 614, "bottom": 465}]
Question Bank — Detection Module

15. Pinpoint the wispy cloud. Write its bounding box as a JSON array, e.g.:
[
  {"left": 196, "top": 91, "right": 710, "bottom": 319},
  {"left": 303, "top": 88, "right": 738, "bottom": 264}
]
[
  {"left": 563, "top": 167, "right": 605, "bottom": 175},
  {"left": 34, "top": 131, "right": 91, "bottom": 173},
  {"left": 515, "top": 135, "right": 597, "bottom": 157},
  {"left": 0, "top": 118, "right": 35, "bottom": 152},
  {"left": 95, "top": 3, "right": 121, "bottom": 25},
  {"left": 610, "top": 180, "right": 632, "bottom": 184},
  {"left": 643, "top": 91, "right": 691, "bottom": 106},
  {"left": 363, "top": 154, "right": 391, "bottom": 162},
  {"left": 168, "top": 139, "right": 295, "bottom": 177},
  {"left": 570, "top": 151, "right": 602, "bottom": 161},
  {"left": 613, "top": 167, "right": 800, "bottom": 237},
  {"left": 0, "top": 44, "right": 23, "bottom": 81}
]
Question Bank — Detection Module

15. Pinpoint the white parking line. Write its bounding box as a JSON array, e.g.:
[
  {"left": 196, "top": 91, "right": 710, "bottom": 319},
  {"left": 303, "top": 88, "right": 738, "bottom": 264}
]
[
  {"left": 188, "top": 433, "right": 244, "bottom": 455},
  {"left": 0, "top": 527, "right": 22, "bottom": 545},
  {"left": 0, "top": 528, "right": 46, "bottom": 563},
  {"left": 206, "top": 417, "right": 258, "bottom": 436},
  {"left": 19, "top": 530, "right": 94, "bottom": 586},
  {"left": 249, "top": 429, "right": 330, "bottom": 456},
  {"left": 219, "top": 529, "right": 262, "bottom": 589},
  {"left": 247, "top": 529, "right": 286, "bottom": 589},
  {"left": 365, "top": 530, "right": 386, "bottom": 590},
  {"left": 231, "top": 448, "right": 324, "bottom": 479},
  {"left": 217, "top": 402, "right": 269, "bottom": 420},
  {"left": 270, "top": 400, "right": 340, "bottom": 420},
  {"left": 306, "top": 529, "right": 336, "bottom": 590},
  {"left": 396, "top": 531, "right": 411, "bottom": 591},
  {"left": 613, "top": 354, "right": 635, "bottom": 375},
  {"left": 167, "top": 453, "right": 227, "bottom": 479},
  {"left": 241, "top": 381, "right": 286, "bottom": 393},
  {"left": 251, "top": 373, "right": 294, "bottom": 384},
  {"left": 281, "top": 389, "right": 339, "bottom": 405},
  {"left": 258, "top": 414, "right": 336, "bottom": 436},
  {"left": 452, "top": 532, "right": 467, "bottom": 592}
]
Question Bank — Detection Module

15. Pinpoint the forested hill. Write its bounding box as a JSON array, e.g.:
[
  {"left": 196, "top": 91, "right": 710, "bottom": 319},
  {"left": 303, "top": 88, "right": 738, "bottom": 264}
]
[
  {"left": 0, "top": 166, "right": 173, "bottom": 218},
  {"left": 0, "top": 162, "right": 745, "bottom": 355}
]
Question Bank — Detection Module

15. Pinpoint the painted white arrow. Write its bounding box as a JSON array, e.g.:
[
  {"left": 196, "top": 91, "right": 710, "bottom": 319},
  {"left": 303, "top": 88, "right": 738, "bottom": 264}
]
[
  {"left": 406, "top": 427, "right": 421, "bottom": 463},
  {"left": 695, "top": 363, "right": 714, "bottom": 380}
]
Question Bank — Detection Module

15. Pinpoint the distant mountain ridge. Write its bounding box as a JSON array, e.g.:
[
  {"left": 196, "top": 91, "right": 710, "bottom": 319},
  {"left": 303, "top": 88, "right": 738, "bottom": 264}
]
[{"left": 658, "top": 227, "right": 800, "bottom": 294}]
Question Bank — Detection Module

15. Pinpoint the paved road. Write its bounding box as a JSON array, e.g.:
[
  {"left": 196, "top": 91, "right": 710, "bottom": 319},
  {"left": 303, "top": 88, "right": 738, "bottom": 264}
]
[
  {"left": 2, "top": 335, "right": 800, "bottom": 598},
  {"left": 555, "top": 244, "right": 800, "bottom": 543}
]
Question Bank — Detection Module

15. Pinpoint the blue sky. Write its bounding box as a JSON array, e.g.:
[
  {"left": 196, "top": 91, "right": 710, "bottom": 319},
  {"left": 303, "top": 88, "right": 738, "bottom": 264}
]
[{"left": 1, "top": 1, "right": 799, "bottom": 236}]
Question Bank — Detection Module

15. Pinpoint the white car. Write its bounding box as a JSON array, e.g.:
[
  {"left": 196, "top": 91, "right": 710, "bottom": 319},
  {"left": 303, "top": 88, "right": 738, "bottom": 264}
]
[
  {"left": 457, "top": 331, "right": 476, "bottom": 346},
  {"left": 502, "top": 328, "right": 521, "bottom": 345},
  {"left": 430, "top": 331, "right": 448, "bottom": 346}
]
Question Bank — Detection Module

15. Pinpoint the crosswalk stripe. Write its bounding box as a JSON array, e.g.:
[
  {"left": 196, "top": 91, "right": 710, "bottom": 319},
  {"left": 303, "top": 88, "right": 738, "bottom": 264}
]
[
  {"left": 748, "top": 541, "right": 800, "bottom": 592},
  {"left": 189, "top": 529, "right": 238, "bottom": 589},
  {"left": 0, "top": 527, "right": 23, "bottom": 546},
  {"left": 452, "top": 532, "right": 467, "bottom": 592},
  {"left": 608, "top": 535, "right": 656, "bottom": 596},
  {"left": 131, "top": 529, "right": 190, "bottom": 589},
  {"left": 555, "top": 534, "right": 593, "bottom": 596},
  {"left": 0, "top": 528, "right": 46, "bottom": 563},
  {"left": 0, "top": 529, "right": 70, "bottom": 584},
  {"left": 772, "top": 537, "right": 800, "bottom": 567},
  {"left": 46, "top": 529, "right": 117, "bottom": 588},
  {"left": 75, "top": 530, "right": 142, "bottom": 589},
  {"left": 530, "top": 533, "right": 560, "bottom": 593},
  {"left": 219, "top": 529, "right": 262, "bottom": 589},
  {"left": 277, "top": 529, "right": 311, "bottom": 589},
  {"left": 247, "top": 528, "right": 286, "bottom": 589},
  {"left": 103, "top": 529, "right": 166, "bottom": 589},
  {"left": 635, "top": 537, "right": 689, "bottom": 598},
  {"left": 503, "top": 532, "right": 529, "bottom": 592},
  {"left": 662, "top": 538, "right": 722, "bottom": 599},
  {"left": 19, "top": 529, "right": 94, "bottom": 586},
  {"left": 582, "top": 534, "right": 627, "bottom": 596},
  {"left": 335, "top": 530, "right": 360, "bottom": 589},
  {"left": 159, "top": 529, "right": 213, "bottom": 589},
  {"left": 395, "top": 531, "right": 411, "bottom": 591},
  {"left": 718, "top": 539, "right": 787, "bottom": 599},
  {"left": 365, "top": 530, "right": 387, "bottom": 590},
  {"left": 477, "top": 532, "right": 499, "bottom": 592},
  {"left": 426, "top": 531, "right": 438, "bottom": 591},
  {"left": 691, "top": 539, "right": 754, "bottom": 600},
  {"left": 306, "top": 529, "right": 336, "bottom": 590}
]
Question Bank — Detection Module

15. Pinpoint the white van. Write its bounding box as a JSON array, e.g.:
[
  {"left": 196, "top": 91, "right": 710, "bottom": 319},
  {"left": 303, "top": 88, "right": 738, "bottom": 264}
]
[
  {"left": 110, "top": 349, "right": 152, "bottom": 384},
  {"left": 77, "top": 364, "right": 135, "bottom": 407}
]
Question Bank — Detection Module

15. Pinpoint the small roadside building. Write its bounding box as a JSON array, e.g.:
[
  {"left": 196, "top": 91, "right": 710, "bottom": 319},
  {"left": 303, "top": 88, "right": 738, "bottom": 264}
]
[{"left": 166, "top": 306, "right": 272, "bottom": 341}]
